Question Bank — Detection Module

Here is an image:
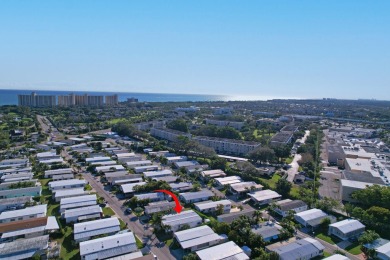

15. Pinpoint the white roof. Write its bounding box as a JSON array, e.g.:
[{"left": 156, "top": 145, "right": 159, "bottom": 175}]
[
  {"left": 377, "top": 241, "right": 390, "bottom": 257},
  {"left": 295, "top": 208, "right": 327, "bottom": 221},
  {"left": 54, "top": 188, "right": 86, "bottom": 197},
  {"left": 194, "top": 200, "right": 231, "bottom": 211},
  {"left": 45, "top": 168, "right": 73, "bottom": 176},
  {"left": 230, "top": 181, "right": 263, "bottom": 192},
  {"left": 196, "top": 241, "right": 249, "bottom": 260},
  {"left": 49, "top": 179, "right": 86, "bottom": 189},
  {"left": 86, "top": 157, "right": 111, "bottom": 162},
  {"left": 346, "top": 158, "right": 372, "bottom": 172},
  {"left": 215, "top": 176, "right": 242, "bottom": 185},
  {"left": 79, "top": 232, "right": 136, "bottom": 257},
  {"left": 74, "top": 217, "right": 120, "bottom": 232},
  {"left": 115, "top": 152, "right": 136, "bottom": 158},
  {"left": 162, "top": 210, "right": 202, "bottom": 227},
  {"left": 248, "top": 189, "right": 281, "bottom": 202},
  {"left": 121, "top": 182, "right": 146, "bottom": 193},
  {"left": 0, "top": 204, "right": 47, "bottom": 221},
  {"left": 143, "top": 169, "right": 173, "bottom": 178},
  {"left": 330, "top": 219, "right": 365, "bottom": 234},
  {"left": 201, "top": 169, "right": 226, "bottom": 177},
  {"left": 64, "top": 205, "right": 102, "bottom": 218},
  {"left": 60, "top": 194, "right": 97, "bottom": 205},
  {"left": 96, "top": 165, "right": 125, "bottom": 171},
  {"left": 174, "top": 225, "right": 225, "bottom": 249}
]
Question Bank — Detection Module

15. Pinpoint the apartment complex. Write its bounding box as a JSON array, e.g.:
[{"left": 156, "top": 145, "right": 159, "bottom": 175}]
[
  {"left": 18, "top": 92, "right": 56, "bottom": 107},
  {"left": 193, "top": 136, "right": 260, "bottom": 156},
  {"left": 205, "top": 119, "right": 244, "bottom": 130},
  {"left": 151, "top": 128, "right": 191, "bottom": 142}
]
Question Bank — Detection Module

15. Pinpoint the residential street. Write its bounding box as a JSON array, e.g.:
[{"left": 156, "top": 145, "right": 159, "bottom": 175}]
[
  {"left": 82, "top": 171, "right": 175, "bottom": 260},
  {"left": 287, "top": 130, "right": 310, "bottom": 182}
]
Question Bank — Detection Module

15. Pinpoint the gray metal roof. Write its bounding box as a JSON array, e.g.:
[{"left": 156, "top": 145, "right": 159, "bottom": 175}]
[
  {"left": 0, "top": 196, "right": 32, "bottom": 205},
  {"left": 174, "top": 225, "right": 226, "bottom": 249},
  {"left": 0, "top": 204, "right": 47, "bottom": 221},
  {"left": 0, "top": 235, "right": 49, "bottom": 257},
  {"left": 134, "top": 192, "right": 165, "bottom": 201},
  {"left": 330, "top": 219, "right": 365, "bottom": 234},
  {"left": 49, "top": 179, "right": 86, "bottom": 189},
  {"left": 54, "top": 188, "right": 86, "bottom": 198},
  {"left": 277, "top": 200, "right": 307, "bottom": 211},
  {"left": 64, "top": 205, "right": 101, "bottom": 218},
  {"left": 0, "top": 186, "right": 41, "bottom": 197},
  {"left": 74, "top": 217, "right": 120, "bottom": 240},
  {"left": 194, "top": 200, "right": 231, "bottom": 211},
  {"left": 60, "top": 194, "right": 97, "bottom": 205},
  {"left": 79, "top": 232, "right": 137, "bottom": 257},
  {"left": 251, "top": 224, "right": 280, "bottom": 239},
  {"left": 217, "top": 208, "right": 256, "bottom": 223},
  {"left": 179, "top": 189, "right": 214, "bottom": 201}
]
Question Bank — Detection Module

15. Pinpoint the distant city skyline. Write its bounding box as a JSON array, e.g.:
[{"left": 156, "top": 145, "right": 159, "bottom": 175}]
[{"left": 0, "top": 1, "right": 389, "bottom": 100}]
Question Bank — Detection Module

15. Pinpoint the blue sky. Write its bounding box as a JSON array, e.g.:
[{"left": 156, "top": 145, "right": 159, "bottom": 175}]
[{"left": 0, "top": 1, "right": 389, "bottom": 100}]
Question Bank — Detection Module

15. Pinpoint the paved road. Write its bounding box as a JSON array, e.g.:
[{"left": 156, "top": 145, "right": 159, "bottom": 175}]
[
  {"left": 287, "top": 130, "right": 310, "bottom": 182},
  {"left": 82, "top": 171, "right": 175, "bottom": 260},
  {"left": 37, "top": 114, "right": 63, "bottom": 141},
  {"left": 296, "top": 230, "right": 362, "bottom": 260}
]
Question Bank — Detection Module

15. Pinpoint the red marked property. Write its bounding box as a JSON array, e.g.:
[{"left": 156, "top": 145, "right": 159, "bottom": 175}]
[{"left": 154, "top": 189, "right": 183, "bottom": 214}]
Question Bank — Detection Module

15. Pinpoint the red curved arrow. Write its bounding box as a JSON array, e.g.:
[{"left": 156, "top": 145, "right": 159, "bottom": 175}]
[{"left": 154, "top": 189, "right": 183, "bottom": 214}]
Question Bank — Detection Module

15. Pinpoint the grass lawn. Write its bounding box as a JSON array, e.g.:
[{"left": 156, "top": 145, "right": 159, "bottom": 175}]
[
  {"left": 40, "top": 179, "right": 52, "bottom": 196},
  {"left": 48, "top": 203, "right": 60, "bottom": 217},
  {"left": 322, "top": 251, "right": 332, "bottom": 258},
  {"left": 289, "top": 186, "right": 300, "bottom": 198},
  {"left": 259, "top": 174, "right": 281, "bottom": 189},
  {"left": 135, "top": 236, "right": 144, "bottom": 249},
  {"left": 102, "top": 207, "right": 115, "bottom": 217},
  {"left": 285, "top": 157, "right": 294, "bottom": 164},
  {"left": 315, "top": 233, "right": 342, "bottom": 245},
  {"left": 345, "top": 243, "right": 362, "bottom": 255},
  {"left": 106, "top": 118, "right": 126, "bottom": 125},
  {"left": 59, "top": 226, "right": 80, "bottom": 260},
  {"left": 119, "top": 219, "right": 127, "bottom": 230},
  {"left": 85, "top": 184, "right": 93, "bottom": 191}
]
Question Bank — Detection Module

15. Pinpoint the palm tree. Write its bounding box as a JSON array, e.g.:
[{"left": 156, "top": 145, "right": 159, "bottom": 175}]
[{"left": 253, "top": 210, "right": 262, "bottom": 224}]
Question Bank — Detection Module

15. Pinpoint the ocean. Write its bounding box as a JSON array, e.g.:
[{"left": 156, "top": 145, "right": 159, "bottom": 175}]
[{"left": 0, "top": 89, "right": 233, "bottom": 106}]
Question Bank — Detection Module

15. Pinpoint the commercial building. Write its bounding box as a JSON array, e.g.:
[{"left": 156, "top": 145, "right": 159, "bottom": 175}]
[
  {"left": 18, "top": 92, "right": 56, "bottom": 107},
  {"left": 193, "top": 136, "right": 260, "bottom": 156},
  {"left": 248, "top": 190, "right": 282, "bottom": 205},
  {"left": 196, "top": 241, "right": 249, "bottom": 260},
  {"left": 179, "top": 189, "right": 214, "bottom": 204},
  {"left": 73, "top": 217, "right": 121, "bottom": 243},
  {"left": 340, "top": 179, "right": 381, "bottom": 202},
  {"left": 161, "top": 210, "right": 202, "bottom": 232},
  {"left": 268, "top": 237, "right": 325, "bottom": 260},
  {"left": 79, "top": 232, "right": 138, "bottom": 260},
  {"left": 194, "top": 200, "right": 231, "bottom": 214},
  {"left": 345, "top": 158, "right": 372, "bottom": 174},
  {"left": 273, "top": 199, "right": 308, "bottom": 217},
  {"left": 328, "top": 219, "right": 365, "bottom": 241},
  {"left": 174, "top": 225, "right": 227, "bottom": 252}
]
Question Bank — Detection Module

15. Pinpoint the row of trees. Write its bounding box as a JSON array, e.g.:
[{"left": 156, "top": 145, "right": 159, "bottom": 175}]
[{"left": 248, "top": 145, "right": 291, "bottom": 164}]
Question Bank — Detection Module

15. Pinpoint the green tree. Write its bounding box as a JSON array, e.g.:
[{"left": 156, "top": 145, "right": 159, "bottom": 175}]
[
  {"left": 358, "top": 230, "right": 380, "bottom": 245},
  {"left": 275, "top": 178, "right": 292, "bottom": 197},
  {"left": 133, "top": 207, "right": 143, "bottom": 217},
  {"left": 248, "top": 147, "right": 275, "bottom": 164},
  {"left": 167, "top": 119, "right": 188, "bottom": 132}
]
